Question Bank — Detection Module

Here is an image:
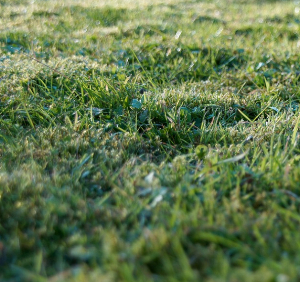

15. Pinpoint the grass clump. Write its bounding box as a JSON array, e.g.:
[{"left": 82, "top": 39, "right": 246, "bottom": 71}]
[{"left": 1, "top": 0, "right": 300, "bottom": 281}]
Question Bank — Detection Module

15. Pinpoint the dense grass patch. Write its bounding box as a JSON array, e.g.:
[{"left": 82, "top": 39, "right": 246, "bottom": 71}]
[{"left": 1, "top": 0, "right": 300, "bottom": 281}]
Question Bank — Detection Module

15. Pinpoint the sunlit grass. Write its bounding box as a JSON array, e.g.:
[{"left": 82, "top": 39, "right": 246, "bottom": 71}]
[{"left": 1, "top": 0, "right": 300, "bottom": 281}]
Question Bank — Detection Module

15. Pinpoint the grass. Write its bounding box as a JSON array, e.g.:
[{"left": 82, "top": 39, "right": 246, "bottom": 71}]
[{"left": 1, "top": 0, "right": 300, "bottom": 281}]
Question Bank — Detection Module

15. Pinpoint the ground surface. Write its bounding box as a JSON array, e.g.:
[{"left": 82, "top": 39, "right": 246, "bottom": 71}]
[{"left": 1, "top": 0, "right": 300, "bottom": 281}]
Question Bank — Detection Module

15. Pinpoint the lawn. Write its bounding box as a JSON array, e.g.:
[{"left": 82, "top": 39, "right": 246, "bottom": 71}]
[{"left": 1, "top": 0, "right": 300, "bottom": 281}]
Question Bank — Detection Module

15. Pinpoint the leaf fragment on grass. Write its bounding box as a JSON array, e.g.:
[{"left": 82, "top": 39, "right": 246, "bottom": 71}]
[
  {"left": 145, "top": 171, "right": 155, "bottom": 184},
  {"left": 269, "top": 106, "right": 279, "bottom": 113}
]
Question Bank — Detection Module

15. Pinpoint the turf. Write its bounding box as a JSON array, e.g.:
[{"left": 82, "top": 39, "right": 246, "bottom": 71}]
[{"left": 1, "top": 0, "right": 300, "bottom": 281}]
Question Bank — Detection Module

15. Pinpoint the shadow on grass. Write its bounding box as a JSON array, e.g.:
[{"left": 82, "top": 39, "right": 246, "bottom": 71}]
[
  {"left": 108, "top": 43, "right": 247, "bottom": 83},
  {"left": 0, "top": 0, "right": 29, "bottom": 5},
  {"left": 235, "top": 25, "right": 299, "bottom": 41},
  {"left": 61, "top": 5, "right": 130, "bottom": 27}
]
